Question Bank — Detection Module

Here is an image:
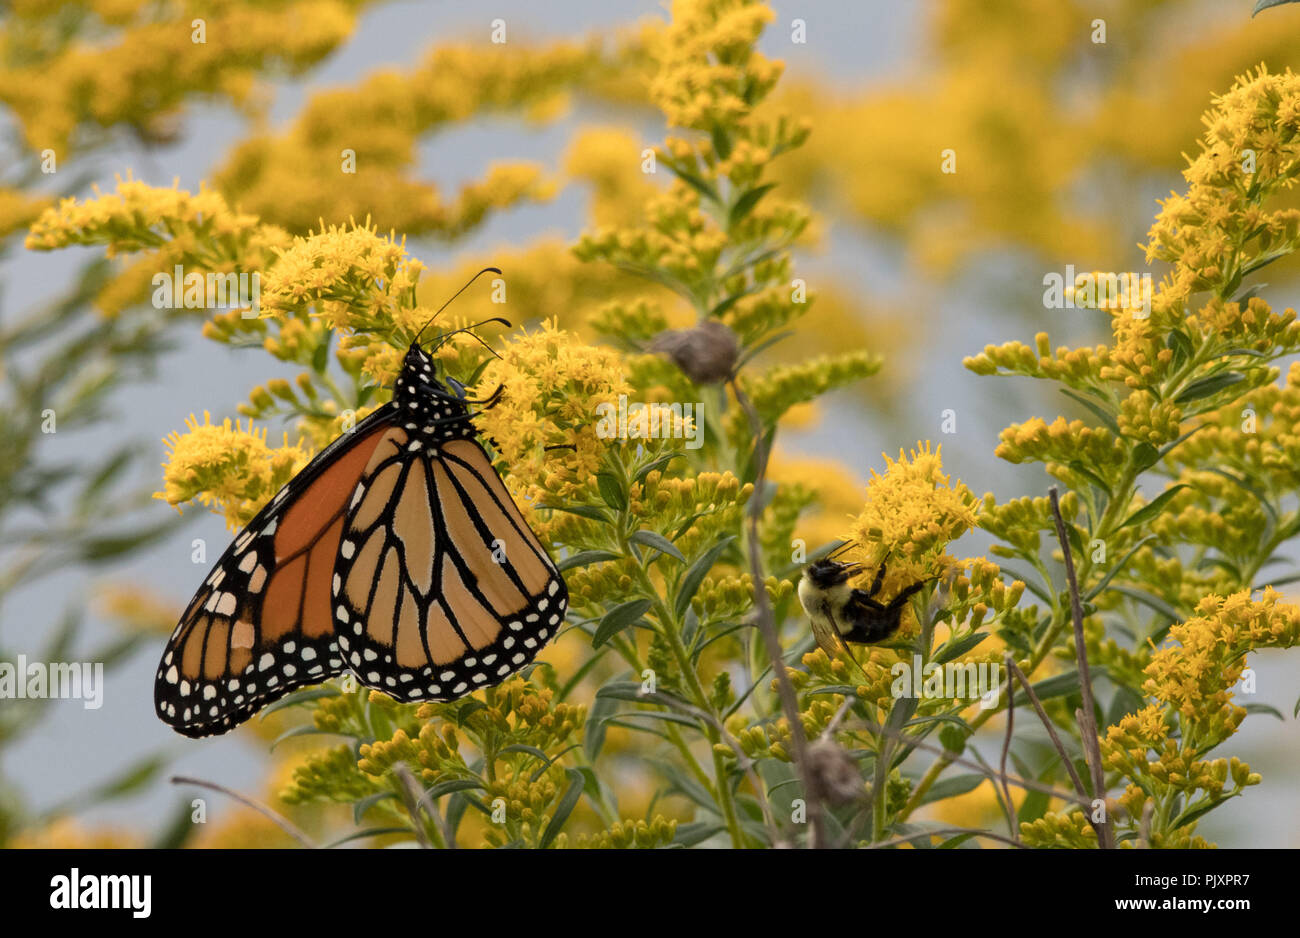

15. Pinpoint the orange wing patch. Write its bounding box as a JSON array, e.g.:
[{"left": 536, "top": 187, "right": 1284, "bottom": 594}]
[{"left": 155, "top": 419, "right": 392, "bottom": 738}]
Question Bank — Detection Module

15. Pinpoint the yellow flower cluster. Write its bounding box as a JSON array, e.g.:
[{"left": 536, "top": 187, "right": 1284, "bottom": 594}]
[
  {"left": 26, "top": 177, "right": 268, "bottom": 259},
  {"left": 0, "top": 0, "right": 366, "bottom": 154},
  {"left": 260, "top": 221, "right": 425, "bottom": 338},
  {"left": 470, "top": 321, "right": 631, "bottom": 503},
  {"left": 1144, "top": 66, "right": 1300, "bottom": 302},
  {"left": 1143, "top": 588, "right": 1300, "bottom": 740},
  {"left": 215, "top": 40, "right": 609, "bottom": 235},
  {"left": 154, "top": 411, "right": 311, "bottom": 530},
  {"left": 648, "top": 0, "right": 782, "bottom": 132},
  {"left": 841, "top": 442, "right": 979, "bottom": 595}
]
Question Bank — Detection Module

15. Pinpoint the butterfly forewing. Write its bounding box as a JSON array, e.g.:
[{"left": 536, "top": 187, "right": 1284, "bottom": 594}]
[{"left": 155, "top": 414, "right": 395, "bottom": 737}]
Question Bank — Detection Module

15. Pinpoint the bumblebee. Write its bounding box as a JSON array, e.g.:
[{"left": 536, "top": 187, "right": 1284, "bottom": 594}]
[{"left": 798, "top": 547, "right": 927, "bottom": 661}]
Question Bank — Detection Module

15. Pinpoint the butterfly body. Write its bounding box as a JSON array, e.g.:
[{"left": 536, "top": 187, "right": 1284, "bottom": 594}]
[{"left": 156, "top": 342, "right": 567, "bottom": 738}]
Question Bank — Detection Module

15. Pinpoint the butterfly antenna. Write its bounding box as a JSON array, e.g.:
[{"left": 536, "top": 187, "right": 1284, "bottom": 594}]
[
  {"left": 414, "top": 266, "right": 502, "bottom": 343},
  {"left": 431, "top": 317, "right": 512, "bottom": 361}
]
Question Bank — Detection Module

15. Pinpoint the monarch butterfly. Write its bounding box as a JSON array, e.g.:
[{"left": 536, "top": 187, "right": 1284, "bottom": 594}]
[{"left": 155, "top": 291, "right": 568, "bottom": 738}]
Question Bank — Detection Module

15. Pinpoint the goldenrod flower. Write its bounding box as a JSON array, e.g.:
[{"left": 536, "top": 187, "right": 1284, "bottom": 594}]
[
  {"left": 154, "top": 411, "right": 311, "bottom": 530},
  {"left": 842, "top": 442, "right": 979, "bottom": 594},
  {"left": 470, "top": 320, "right": 631, "bottom": 503}
]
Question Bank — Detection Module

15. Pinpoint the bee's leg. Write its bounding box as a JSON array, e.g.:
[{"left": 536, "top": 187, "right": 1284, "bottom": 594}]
[
  {"left": 849, "top": 588, "right": 888, "bottom": 612},
  {"left": 888, "top": 581, "right": 927, "bottom": 606},
  {"left": 866, "top": 562, "right": 888, "bottom": 599}
]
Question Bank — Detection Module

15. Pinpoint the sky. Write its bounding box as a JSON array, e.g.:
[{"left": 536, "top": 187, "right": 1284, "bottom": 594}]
[{"left": 1, "top": 1, "right": 1295, "bottom": 847}]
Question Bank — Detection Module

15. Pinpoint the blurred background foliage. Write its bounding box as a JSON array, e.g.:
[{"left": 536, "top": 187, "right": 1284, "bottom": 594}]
[{"left": 1, "top": 0, "right": 1297, "bottom": 848}]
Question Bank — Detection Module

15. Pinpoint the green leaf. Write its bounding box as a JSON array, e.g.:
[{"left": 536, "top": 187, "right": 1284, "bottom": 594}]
[
  {"left": 728, "top": 182, "right": 777, "bottom": 228},
  {"left": 596, "top": 472, "right": 626, "bottom": 511},
  {"left": 673, "top": 821, "right": 727, "bottom": 846},
  {"left": 1060, "top": 388, "right": 1121, "bottom": 436},
  {"left": 257, "top": 685, "right": 341, "bottom": 720},
  {"left": 592, "top": 599, "right": 654, "bottom": 648},
  {"left": 424, "top": 778, "right": 486, "bottom": 800},
  {"left": 632, "top": 452, "right": 684, "bottom": 485},
  {"left": 353, "top": 791, "right": 398, "bottom": 825},
  {"left": 1165, "top": 329, "right": 1194, "bottom": 369},
  {"left": 917, "top": 773, "right": 985, "bottom": 806},
  {"left": 630, "top": 529, "right": 686, "bottom": 563},
  {"left": 270, "top": 725, "right": 346, "bottom": 751},
  {"left": 806, "top": 684, "right": 861, "bottom": 697},
  {"left": 539, "top": 769, "right": 586, "bottom": 849},
  {"left": 1243, "top": 703, "right": 1285, "bottom": 721},
  {"left": 539, "top": 503, "right": 611, "bottom": 523},
  {"left": 322, "top": 827, "right": 410, "bottom": 848},
  {"left": 934, "top": 631, "right": 989, "bottom": 665},
  {"left": 1132, "top": 442, "right": 1161, "bottom": 472},
  {"left": 456, "top": 699, "right": 488, "bottom": 725},
  {"left": 1175, "top": 371, "right": 1246, "bottom": 404},
  {"left": 1111, "top": 584, "right": 1183, "bottom": 624},
  {"left": 595, "top": 681, "right": 649, "bottom": 701},
  {"left": 1011, "top": 670, "right": 1081, "bottom": 708},
  {"left": 671, "top": 166, "right": 720, "bottom": 204},
  {"left": 556, "top": 549, "right": 621, "bottom": 572},
  {"left": 1085, "top": 535, "right": 1155, "bottom": 600},
  {"left": 1254, "top": 0, "right": 1300, "bottom": 15},
  {"left": 1119, "top": 484, "right": 1188, "bottom": 530},
  {"left": 937, "top": 831, "right": 979, "bottom": 849},
  {"left": 151, "top": 800, "right": 200, "bottom": 849},
  {"left": 584, "top": 692, "right": 620, "bottom": 760},
  {"left": 674, "top": 535, "right": 736, "bottom": 619}
]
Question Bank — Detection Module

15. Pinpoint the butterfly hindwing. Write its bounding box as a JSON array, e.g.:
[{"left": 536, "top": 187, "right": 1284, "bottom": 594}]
[
  {"left": 333, "top": 429, "right": 568, "bottom": 701},
  {"left": 155, "top": 411, "right": 397, "bottom": 737}
]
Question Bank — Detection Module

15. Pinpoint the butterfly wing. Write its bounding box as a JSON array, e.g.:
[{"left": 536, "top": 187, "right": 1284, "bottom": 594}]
[
  {"left": 155, "top": 408, "right": 398, "bottom": 737},
  {"left": 332, "top": 429, "right": 567, "bottom": 700}
]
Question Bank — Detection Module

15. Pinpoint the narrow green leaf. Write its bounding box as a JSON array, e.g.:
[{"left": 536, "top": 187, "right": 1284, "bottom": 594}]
[
  {"left": 1243, "top": 703, "right": 1285, "bottom": 721},
  {"left": 592, "top": 599, "right": 653, "bottom": 648},
  {"left": 1175, "top": 371, "right": 1245, "bottom": 404},
  {"left": 1085, "top": 535, "right": 1155, "bottom": 600},
  {"left": 918, "top": 773, "right": 985, "bottom": 806},
  {"left": 937, "top": 832, "right": 979, "bottom": 849},
  {"left": 674, "top": 535, "right": 736, "bottom": 619},
  {"left": 258, "top": 685, "right": 341, "bottom": 720},
  {"left": 424, "top": 778, "right": 486, "bottom": 800},
  {"left": 632, "top": 452, "right": 684, "bottom": 485},
  {"left": 556, "top": 549, "right": 621, "bottom": 572},
  {"left": 1111, "top": 584, "right": 1183, "bottom": 623},
  {"left": 729, "top": 182, "right": 777, "bottom": 228},
  {"left": 1119, "top": 484, "right": 1188, "bottom": 530},
  {"left": 596, "top": 472, "right": 626, "bottom": 511},
  {"left": 323, "top": 827, "right": 410, "bottom": 848},
  {"left": 630, "top": 529, "right": 686, "bottom": 563},
  {"left": 539, "top": 503, "right": 611, "bottom": 523},
  {"left": 353, "top": 791, "right": 398, "bottom": 825},
  {"left": 1060, "top": 388, "right": 1121, "bottom": 435},
  {"left": 539, "top": 769, "right": 586, "bottom": 849},
  {"left": 1254, "top": 0, "right": 1300, "bottom": 15},
  {"left": 933, "top": 631, "right": 989, "bottom": 665}
]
